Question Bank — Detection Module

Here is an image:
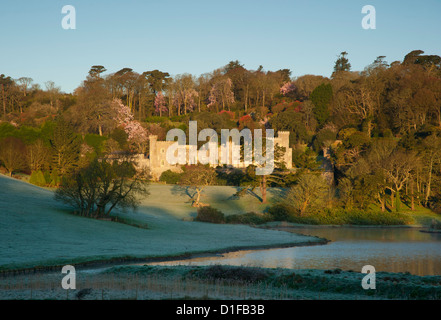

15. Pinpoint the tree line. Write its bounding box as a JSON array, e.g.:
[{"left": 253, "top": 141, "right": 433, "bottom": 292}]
[{"left": 1, "top": 49, "right": 441, "bottom": 217}]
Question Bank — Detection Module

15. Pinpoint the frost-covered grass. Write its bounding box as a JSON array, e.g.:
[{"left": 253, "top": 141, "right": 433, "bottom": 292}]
[
  {"left": 0, "top": 175, "right": 321, "bottom": 271},
  {"left": 1, "top": 265, "right": 440, "bottom": 300},
  {"left": 135, "top": 183, "right": 281, "bottom": 219}
]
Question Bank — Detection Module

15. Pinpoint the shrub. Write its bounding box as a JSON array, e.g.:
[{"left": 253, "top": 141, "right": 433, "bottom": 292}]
[
  {"left": 29, "top": 170, "right": 46, "bottom": 186},
  {"left": 49, "top": 170, "right": 61, "bottom": 187},
  {"left": 337, "top": 127, "right": 358, "bottom": 140},
  {"left": 159, "top": 170, "right": 182, "bottom": 184},
  {"left": 0, "top": 122, "right": 16, "bottom": 139},
  {"left": 344, "top": 131, "right": 370, "bottom": 149},
  {"left": 15, "top": 126, "right": 42, "bottom": 144},
  {"left": 215, "top": 168, "right": 246, "bottom": 186},
  {"left": 382, "top": 129, "right": 394, "bottom": 138},
  {"left": 226, "top": 212, "right": 269, "bottom": 225},
  {"left": 0, "top": 123, "right": 42, "bottom": 144},
  {"left": 145, "top": 116, "right": 168, "bottom": 123},
  {"left": 43, "top": 171, "right": 52, "bottom": 184},
  {"left": 84, "top": 134, "right": 108, "bottom": 154},
  {"left": 313, "top": 127, "right": 337, "bottom": 151},
  {"left": 429, "top": 219, "right": 441, "bottom": 230},
  {"left": 198, "top": 265, "right": 270, "bottom": 283},
  {"left": 343, "top": 209, "right": 413, "bottom": 225},
  {"left": 267, "top": 204, "right": 291, "bottom": 221},
  {"left": 109, "top": 128, "right": 128, "bottom": 149},
  {"left": 195, "top": 206, "right": 225, "bottom": 224},
  {"left": 170, "top": 115, "right": 188, "bottom": 122},
  {"left": 266, "top": 204, "right": 413, "bottom": 225},
  {"left": 177, "top": 123, "right": 188, "bottom": 132},
  {"left": 428, "top": 195, "right": 441, "bottom": 214}
]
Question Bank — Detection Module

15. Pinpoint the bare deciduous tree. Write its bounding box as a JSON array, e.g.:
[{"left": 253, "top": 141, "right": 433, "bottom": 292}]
[
  {"left": 55, "top": 158, "right": 149, "bottom": 218},
  {"left": 0, "top": 137, "right": 28, "bottom": 176}
]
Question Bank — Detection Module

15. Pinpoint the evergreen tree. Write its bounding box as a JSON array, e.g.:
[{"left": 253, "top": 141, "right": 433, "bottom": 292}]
[
  {"left": 29, "top": 170, "right": 46, "bottom": 186},
  {"left": 50, "top": 117, "right": 81, "bottom": 176},
  {"left": 310, "top": 83, "right": 333, "bottom": 127},
  {"left": 333, "top": 51, "right": 352, "bottom": 75}
]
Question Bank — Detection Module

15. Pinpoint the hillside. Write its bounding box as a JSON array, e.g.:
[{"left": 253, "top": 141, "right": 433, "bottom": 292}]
[{"left": 0, "top": 175, "right": 320, "bottom": 271}]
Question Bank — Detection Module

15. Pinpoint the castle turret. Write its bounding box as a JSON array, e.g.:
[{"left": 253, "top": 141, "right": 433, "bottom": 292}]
[
  {"left": 149, "top": 135, "right": 158, "bottom": 167},
  {"left": 275, "top": 131, "right": 292, "bottom": 169},
  {"left": 277, "top": 131, "right": 290, "bottom": 148}
]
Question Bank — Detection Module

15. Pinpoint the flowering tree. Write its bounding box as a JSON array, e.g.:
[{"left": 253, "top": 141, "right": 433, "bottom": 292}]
[
  {"left": 218, "top": 110, "right": 235, "bottom": 120},
  {"left": 174, "top": 88, "right": 198, "bottom": 115},
  {"left": 207, "top": 87, "right": 217, "bottom": 109},
  {"left": 207, "top": 77, "right": 235, "bottom": 111},
  {"left": 280, "top": 82, "right": 296, "bottom": 97},
  {"left": 154, "top": 92, "right": 167, "bottom": 116},
  {"left": 112, "top": 99, "right": 148, "bottom": 153},
  {"left": 238, "top": 114, "right": 257, "bottom": 130},
  {"left": 171, "top": 74, "right": 199, "bottom": 115},
  {"left": 183, "top": 89, "right": 198, "bottom": 114}
]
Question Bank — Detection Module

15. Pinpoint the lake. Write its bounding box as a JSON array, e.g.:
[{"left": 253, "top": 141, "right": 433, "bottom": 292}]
[{"left": 146, "top": 227, "right": 441, "bottom": 276}]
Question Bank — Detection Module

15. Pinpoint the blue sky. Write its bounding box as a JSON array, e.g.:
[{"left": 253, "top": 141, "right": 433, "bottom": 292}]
[{"left": 0, "top": 0, "right": 440, "bottom": 93}]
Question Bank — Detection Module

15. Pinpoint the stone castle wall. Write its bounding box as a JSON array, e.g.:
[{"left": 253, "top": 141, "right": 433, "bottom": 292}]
[{"left": 141, "top": 132, "right": 293, "bottom": 181}]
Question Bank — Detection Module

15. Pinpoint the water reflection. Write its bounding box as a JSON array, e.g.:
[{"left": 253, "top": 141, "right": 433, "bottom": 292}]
[{"left": 147, "top": 228, "right": 441, "bottom": 276}]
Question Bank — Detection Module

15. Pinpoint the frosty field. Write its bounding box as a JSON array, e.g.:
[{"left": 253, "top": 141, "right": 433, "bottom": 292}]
[
  {"left": 2, "top": 265, "right": 441, "bottom": 300},
  {"left": 0, "top": 175, "right": 322, "bottom": 272}
]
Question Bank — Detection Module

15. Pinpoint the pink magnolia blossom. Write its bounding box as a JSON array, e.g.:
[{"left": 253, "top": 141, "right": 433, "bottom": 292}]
[
  {"left": 173, "top": 89, "right": 198, "bottom": 114},
  {"left": 207, "top": 86, "right": 217, "bottom": 109},
  {"left": 185, "top": 89, "right": 198, "bottom": 112},
  {"left": 208, "top": 77, "right": 234, "bottom": 109},
  {"left": 280, "top": 82, "right": 296, "bottom": 96},
  {"left": 154, "top": 92, "right": 168, "bottom": 116},
  {"left": 112, "top": 98, "right": 148, "bottom": 153}
]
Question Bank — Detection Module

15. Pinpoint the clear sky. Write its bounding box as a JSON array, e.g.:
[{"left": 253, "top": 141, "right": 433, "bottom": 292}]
[{"left": 1, "top": 0, "right": 440, "bottom": 93}]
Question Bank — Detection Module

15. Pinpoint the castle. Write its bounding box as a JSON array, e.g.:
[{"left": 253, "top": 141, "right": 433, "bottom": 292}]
[{"left": 134, "top": 131, "right": 293, "bottom": 180}]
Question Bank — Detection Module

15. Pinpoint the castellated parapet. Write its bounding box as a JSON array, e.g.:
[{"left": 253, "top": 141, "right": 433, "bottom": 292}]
[{"left": 134, "top": 131, "right": 293, "bottom": 181}]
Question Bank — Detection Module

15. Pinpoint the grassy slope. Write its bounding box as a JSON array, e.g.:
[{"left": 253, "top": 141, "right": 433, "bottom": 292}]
[
  {"left": 122, "top": 183, "right": 282, "bottom": 219},
  {"left": 0, "top": 175, "right": 320, "bottom": 271},
  {"left": 366, "top": 202, "right": 441, "bottom": 226},
  {"left": 402, "top": 206, "right": 441, "bottom": 225}
]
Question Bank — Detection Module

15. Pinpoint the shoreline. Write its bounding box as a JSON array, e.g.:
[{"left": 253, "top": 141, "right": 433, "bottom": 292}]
[
  {"left": 0, "top": 238, "right": 329, "bottom": 276},
  {"left": 260, "top": 221, "right": 426, "bottom": 229},
  {"left": 1, "top": 262, "right": 440, "bottom": 300},
  {"left": 2, "top": 223, "right": 437, "bottom": 276},
  {"left": 420, "top": 229, "right": 441, "bottom": 234}
]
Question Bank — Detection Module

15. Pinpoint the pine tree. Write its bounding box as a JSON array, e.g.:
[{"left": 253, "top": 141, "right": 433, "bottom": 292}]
[
  {"left": 333, "top": 51, "right": 352, "bottom": 75},
  {"left": 50, "top": 117, "right": 81, "bottom": 176}
]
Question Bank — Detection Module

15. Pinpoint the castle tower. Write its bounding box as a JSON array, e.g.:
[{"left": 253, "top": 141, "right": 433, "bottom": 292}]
[
  {"left": 275, "top": 131, "right": 292, "bottom": 169},
  {"left": 149, "top": 135, "right": 158, "bottom": 168},
  {"left": 277, "top": 131, "right": 290, "bottom": 148}
]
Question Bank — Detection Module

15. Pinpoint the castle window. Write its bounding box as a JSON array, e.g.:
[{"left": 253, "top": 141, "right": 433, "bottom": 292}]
[
  {"left": 160, "top": 160, "right": 165, "bottom": 167},
  {"left": 161, "top": 148, "right": 165, "bottom": 154}
]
